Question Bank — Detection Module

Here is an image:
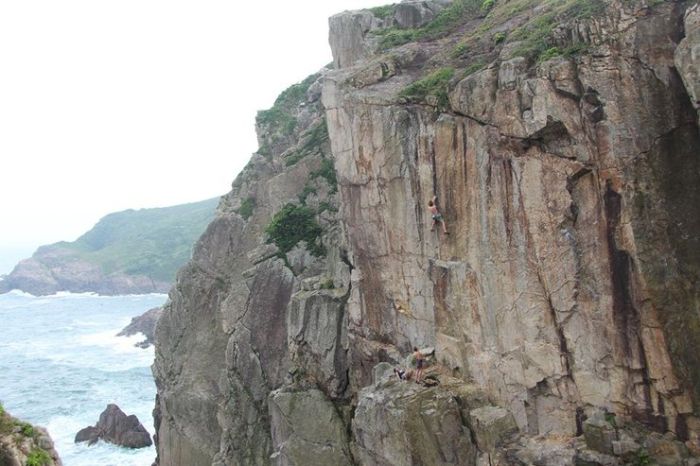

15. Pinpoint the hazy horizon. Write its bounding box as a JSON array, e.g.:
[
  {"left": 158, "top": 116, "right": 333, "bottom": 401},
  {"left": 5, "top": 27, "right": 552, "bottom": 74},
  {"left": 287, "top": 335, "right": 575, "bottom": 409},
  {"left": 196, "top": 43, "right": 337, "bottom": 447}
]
[{"left": 0, "top": 0, "right": 387, "bottom": 275}]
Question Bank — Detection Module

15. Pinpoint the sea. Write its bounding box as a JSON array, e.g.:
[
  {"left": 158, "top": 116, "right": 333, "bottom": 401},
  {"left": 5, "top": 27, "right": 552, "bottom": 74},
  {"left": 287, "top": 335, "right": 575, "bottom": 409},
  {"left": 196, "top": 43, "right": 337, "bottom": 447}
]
[{"left": 0, "top": 290, "right": 168, "bottom": 466}]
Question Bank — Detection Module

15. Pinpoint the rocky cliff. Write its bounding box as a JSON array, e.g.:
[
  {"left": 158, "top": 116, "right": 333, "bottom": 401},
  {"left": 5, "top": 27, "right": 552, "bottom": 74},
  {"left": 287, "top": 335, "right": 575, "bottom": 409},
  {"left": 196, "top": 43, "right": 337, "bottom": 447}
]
[{"left": 153, "top": 0, "right": 700, "bottom": 464}]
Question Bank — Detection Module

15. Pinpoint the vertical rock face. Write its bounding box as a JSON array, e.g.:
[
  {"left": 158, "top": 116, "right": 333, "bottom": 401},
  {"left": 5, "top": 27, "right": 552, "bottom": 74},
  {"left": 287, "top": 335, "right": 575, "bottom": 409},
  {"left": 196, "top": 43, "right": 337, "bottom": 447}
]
[
  {"left": 324, "top": 0, "right": 700, "bottom": 434},
  {"left": 153, "top": 0, "right": 700, "bottom": 465},
  {"left": 323, "top": 0, "right": 700, "bottom": 440}
]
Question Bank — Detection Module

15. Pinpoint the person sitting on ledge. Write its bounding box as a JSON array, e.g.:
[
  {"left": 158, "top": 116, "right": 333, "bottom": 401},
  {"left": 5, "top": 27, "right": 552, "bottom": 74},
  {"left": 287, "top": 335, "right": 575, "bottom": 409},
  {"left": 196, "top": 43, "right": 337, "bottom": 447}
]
[{"left": 394, "top": 367, "right": 407, "bottom": 381}]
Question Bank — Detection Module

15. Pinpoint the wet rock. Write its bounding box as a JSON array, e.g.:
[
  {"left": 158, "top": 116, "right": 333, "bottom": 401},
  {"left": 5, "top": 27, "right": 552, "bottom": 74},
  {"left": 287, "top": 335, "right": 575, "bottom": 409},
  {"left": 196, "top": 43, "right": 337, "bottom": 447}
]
[
  {"left": 117, "top": 306, "right": 163, "bottom": 348},
  {"left": 75, "top": 404, "right": 152, "bottom": 448}
]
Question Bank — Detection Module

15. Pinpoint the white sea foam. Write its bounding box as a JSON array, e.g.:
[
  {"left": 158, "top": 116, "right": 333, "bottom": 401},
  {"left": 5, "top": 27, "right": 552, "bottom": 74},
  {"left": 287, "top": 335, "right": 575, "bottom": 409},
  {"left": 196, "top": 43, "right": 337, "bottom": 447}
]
[
  {"left": 4, "top": 289, "right": 168, "bottom": 299},
  {"left": 78, "top": 329, "right": 145, "bottom": 352},
  {"left": 0, "top": 292, "right": 164, "bottom": 466},
  {"left": 47, "top": 291, "right": 99, "bottom": 298},
  {"left": 6, "top": 288, "right": 37, "bottom": 297}
]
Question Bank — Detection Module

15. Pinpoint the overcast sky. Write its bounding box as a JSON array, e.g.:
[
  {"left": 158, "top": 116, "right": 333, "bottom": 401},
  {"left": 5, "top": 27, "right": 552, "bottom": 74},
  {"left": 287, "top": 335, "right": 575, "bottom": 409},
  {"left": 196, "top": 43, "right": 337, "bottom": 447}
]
[{"left": 0, "top": 0, "right": 386, "bottom": 273}]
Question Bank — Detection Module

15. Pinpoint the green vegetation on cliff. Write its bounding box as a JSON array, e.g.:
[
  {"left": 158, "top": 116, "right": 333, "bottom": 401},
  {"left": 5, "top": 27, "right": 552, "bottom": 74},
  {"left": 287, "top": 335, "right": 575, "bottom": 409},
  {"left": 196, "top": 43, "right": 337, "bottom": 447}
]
[
  {"left": 0, "top": 405, "right": 53, "bottom": 466},
  {"left": 236, "top": 197, "right": 256, "bottom": 220},
  {"left": 399, "top": 67, "right": 455, "bottom": 108},
  {"left": 51, "top": 197, "right": 218, "bottom": 282},
  {"left": 26, "top": 449, "right": 51, "bottom": 466},
  {"left": 449, "top": 0, "right": 609, "bottom": 62},
  {"left": 369, "top": 4, "right": 395, "bottom": 19},
  {"left": 265, "top": 204, "right": 325, "bottom": 257},
  {"left": 375, "top": 0, "right": 482, "bottom": 49}
]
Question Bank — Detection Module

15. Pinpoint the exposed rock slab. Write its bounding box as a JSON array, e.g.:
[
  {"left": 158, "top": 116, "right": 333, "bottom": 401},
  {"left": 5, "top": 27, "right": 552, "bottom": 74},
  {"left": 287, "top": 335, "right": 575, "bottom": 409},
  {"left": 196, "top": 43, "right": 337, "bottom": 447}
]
[{"left": 75, "top": 404, "right": 152, "bottom": 448}]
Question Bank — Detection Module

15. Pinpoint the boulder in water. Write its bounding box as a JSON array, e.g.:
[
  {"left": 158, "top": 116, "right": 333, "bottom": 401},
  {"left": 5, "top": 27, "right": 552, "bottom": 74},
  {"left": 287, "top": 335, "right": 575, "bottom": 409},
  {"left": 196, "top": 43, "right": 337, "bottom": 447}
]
[
  {"left": 117, "top": 306, "right": 163, "bottom": 348},
  {"left": 75, "top": 404, "right": 152, "bottom": 448}
]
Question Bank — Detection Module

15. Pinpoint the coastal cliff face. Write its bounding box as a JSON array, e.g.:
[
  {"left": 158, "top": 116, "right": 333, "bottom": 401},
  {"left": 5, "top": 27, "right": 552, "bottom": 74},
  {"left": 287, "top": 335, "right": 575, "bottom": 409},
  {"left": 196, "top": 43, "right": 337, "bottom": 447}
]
[{"left": 153, "top": 0, "right": 700, "bottom": 465}]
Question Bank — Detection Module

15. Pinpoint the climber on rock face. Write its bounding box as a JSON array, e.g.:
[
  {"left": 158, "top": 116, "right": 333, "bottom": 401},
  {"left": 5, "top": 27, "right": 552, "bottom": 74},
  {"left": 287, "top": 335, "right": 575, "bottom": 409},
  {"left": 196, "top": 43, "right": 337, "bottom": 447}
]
[{"left": 428, "top": 195, "right": 448, "bottom": 235}]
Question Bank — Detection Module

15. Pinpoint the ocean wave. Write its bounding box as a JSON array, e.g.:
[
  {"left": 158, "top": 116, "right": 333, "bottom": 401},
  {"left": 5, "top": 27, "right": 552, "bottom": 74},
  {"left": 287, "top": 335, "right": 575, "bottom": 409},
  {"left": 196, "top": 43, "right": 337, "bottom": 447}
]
[
  {"left": 4, "top": 289, "right": 38, "bottom": 297},
  {"left": 47, "top": 291, "right": 100, "bottom": 298},
  {"left": 79, "top": 330, "right": 154, "bottom": 353}
]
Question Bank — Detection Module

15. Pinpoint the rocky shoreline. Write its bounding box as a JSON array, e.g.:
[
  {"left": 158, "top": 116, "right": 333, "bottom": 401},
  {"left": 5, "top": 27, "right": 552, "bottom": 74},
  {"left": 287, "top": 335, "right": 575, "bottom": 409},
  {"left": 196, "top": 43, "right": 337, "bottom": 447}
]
[{"left": 0, "top": 251, "right": 171, "bottom": 296}]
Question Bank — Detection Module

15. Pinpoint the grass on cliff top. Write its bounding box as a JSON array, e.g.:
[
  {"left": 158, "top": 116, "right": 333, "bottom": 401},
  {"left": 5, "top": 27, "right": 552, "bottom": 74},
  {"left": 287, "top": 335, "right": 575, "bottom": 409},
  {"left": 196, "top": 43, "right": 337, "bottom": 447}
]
[
  {"left": 256, "top": 73, "right": 320, "bottom": 137},
  {"left": 507, "top": 0, "right": 606, "bottom": 60},
  {"left": 369, "top": 4, "right": 396, "bottom": 19},
  {"left": 452, "top": 0, "right": 608, "bottom": 63},
  {"left": 0, "top": 405, "right": 40, "bottom": 442},
  {"left": 399, "top": 67, "right": 455, "bottom": 109},
  {"left": 374, "top": 0, "right": 482, "bottom": 49}
]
